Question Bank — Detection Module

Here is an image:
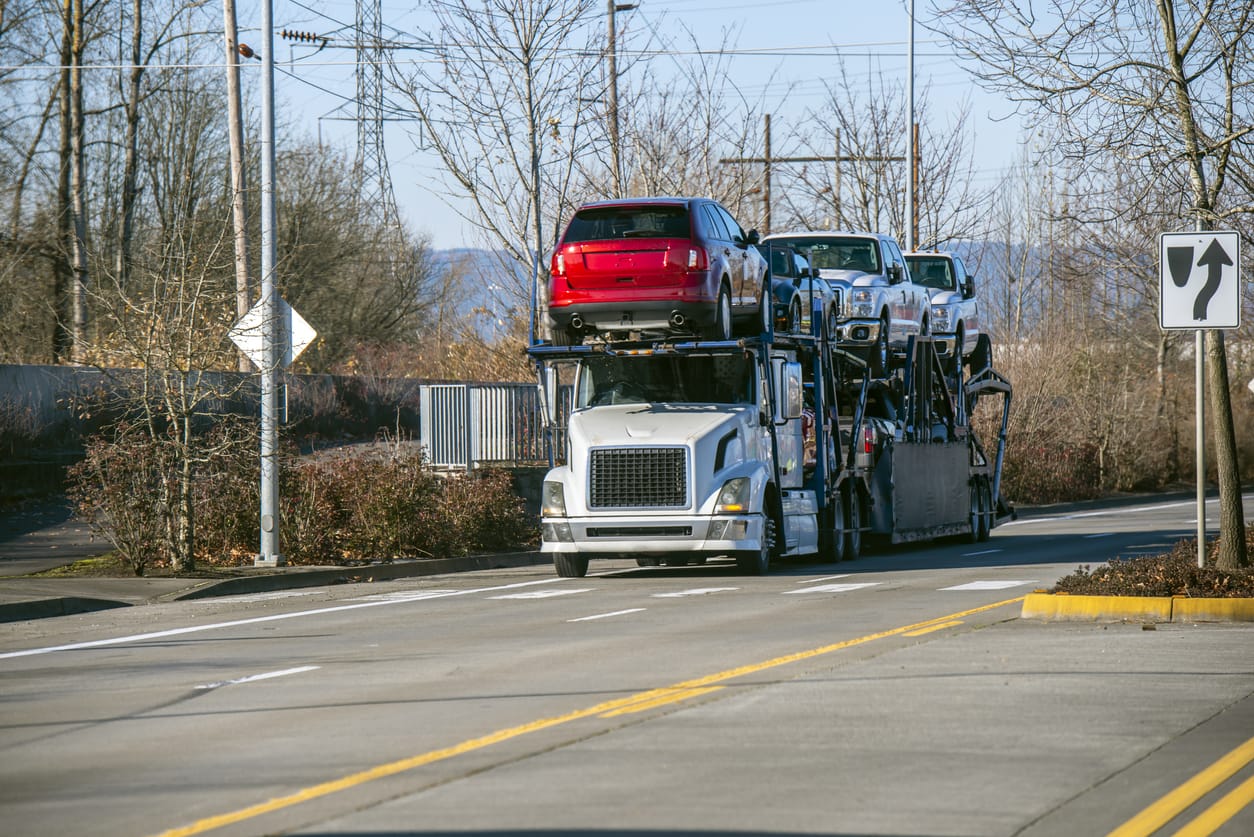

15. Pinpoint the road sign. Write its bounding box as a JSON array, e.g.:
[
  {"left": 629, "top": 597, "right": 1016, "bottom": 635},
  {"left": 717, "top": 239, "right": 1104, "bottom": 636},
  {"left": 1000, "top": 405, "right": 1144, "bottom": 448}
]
[
  {"left": 1159, "top": 231, "right": 1241, "bottom": 329},
  {"left": 228, "top": 298, "right": 317, "bottom": 368}
]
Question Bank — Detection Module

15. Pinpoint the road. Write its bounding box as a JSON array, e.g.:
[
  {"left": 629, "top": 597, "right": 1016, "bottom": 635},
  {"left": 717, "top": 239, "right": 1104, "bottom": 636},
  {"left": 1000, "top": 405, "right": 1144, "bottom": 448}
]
[{"left": 1, "top": 494, "right": 1251, "bottom": 837}]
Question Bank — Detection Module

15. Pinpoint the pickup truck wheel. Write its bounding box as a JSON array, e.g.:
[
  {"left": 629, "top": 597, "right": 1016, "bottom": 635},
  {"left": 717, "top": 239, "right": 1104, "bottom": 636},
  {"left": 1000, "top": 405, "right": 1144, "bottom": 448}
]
[
  {"left": 710, "top": 284, "right": 733, "bottom": 340},
  {"left": 843, "top": 487, "right": 863, "bottom": 560},
  {"left": 759, "top": 280, "right": 773, "bottom": 335},
  {"left": 868, "top": 316, "right": 890, "bottom": 377},
  {"left": 554, "top": 554, "right": 589, "bottom": 578},
  {"left": 948, "top": 325, "right": 965, "bottom": 374},
  {"left": 736, "top": 513, "right": 775, "bottom": 575}
]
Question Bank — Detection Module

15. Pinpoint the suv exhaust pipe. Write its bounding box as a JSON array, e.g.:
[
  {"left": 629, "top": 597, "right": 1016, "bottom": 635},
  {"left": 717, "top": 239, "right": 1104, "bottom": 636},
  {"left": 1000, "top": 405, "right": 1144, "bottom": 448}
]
[{"left": 570, "top": 314, "right": 584, "bottom": 330}]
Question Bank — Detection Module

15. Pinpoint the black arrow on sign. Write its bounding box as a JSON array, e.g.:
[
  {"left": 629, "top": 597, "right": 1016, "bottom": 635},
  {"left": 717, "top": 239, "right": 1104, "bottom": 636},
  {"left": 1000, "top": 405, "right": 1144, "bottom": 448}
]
[{"left": 1192, "top": 238, "right": 1232, "bottom": 320}]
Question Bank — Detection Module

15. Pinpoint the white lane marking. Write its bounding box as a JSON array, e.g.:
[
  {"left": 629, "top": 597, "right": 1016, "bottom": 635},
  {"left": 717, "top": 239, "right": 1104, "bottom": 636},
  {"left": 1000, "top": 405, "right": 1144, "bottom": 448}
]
[
  {"left": 941, "top": 580, "right": 1036, "bottom": 591},
  {"left": 567, "top": 608, "right": 647, "bottom": 622},
  {"left": 652, "top": 587, "right": 739, "bottom": 598},
  {"left": 0, "top": 577, "right": 573, "bottom": 660},
  {"left": 490, "top": 589, "right": 592, "bottom": 600},
  {"left": 196, "top": 665, "right": 319, "bottom": 690},
  {"left": 1084, "top": 533, "right": 1113, "bottom": 539},
  {"left": 210, "top": 591, "right": 320, "bottom": 604},
  {"left": 797, "top": 574, "right": 850, "bottom": 584},
  {"left": 784, "top": 582, "right": 879, "bottom": 594},
  {"left": 349, "top": 590, "right": 459, "bottom": 602},
  {"left": 961, "top": 549, "right": 1003, "bottom": 557}
]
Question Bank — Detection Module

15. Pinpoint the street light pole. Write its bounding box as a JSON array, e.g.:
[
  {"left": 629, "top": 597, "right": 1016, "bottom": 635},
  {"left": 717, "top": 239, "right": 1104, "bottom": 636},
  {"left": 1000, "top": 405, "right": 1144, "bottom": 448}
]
[
  {"left": 257, "top": 0, "right": 282, "bottom": 566},
  {"left": 906, "top": 0, "right": 916, "bottom": 250}
]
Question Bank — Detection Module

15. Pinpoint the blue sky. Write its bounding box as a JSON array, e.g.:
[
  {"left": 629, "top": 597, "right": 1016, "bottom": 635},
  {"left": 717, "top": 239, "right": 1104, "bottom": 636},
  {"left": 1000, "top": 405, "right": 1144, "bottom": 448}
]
[{"left": 250, "top": 1, "right": 1024, "bottom": 246}]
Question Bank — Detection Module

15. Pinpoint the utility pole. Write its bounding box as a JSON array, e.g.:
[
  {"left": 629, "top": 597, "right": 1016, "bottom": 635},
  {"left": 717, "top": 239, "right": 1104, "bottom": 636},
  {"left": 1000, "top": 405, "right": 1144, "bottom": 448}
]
[
  {"left": 607, "top": 2, "right": 635, "bottom": 197},
  {"left": 223, "top": 0, "right": 254, "bottom": 373},
  {"left": 721, "top": 114, "right": 903, "bottom": 233},
  {"left": 906, "top": 0, "right": 916, "bottom": 249}
]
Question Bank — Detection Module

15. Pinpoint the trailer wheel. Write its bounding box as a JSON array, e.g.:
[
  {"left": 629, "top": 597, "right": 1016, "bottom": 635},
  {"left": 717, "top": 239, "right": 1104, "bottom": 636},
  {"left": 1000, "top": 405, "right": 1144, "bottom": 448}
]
[
  {"left": 843, "top": 487, "right": 863, "bottom": 560},
  {"left": 554, "top": 554, "right": 589, "bottom": 578},
  {"left": 711, "top": 284, "right": 733, "bottom": 340},
  {"left": 821, "top": 493, "right": 848, "bottom": 562},
  {"left": 977, "top": 482, "right": 993, "bottom": 542},
  {"left": 736, "top": 513, "right": 775, "bottom": 575},
  {"left": 969, "top": 480, "right": 990, "bottom": 543}
]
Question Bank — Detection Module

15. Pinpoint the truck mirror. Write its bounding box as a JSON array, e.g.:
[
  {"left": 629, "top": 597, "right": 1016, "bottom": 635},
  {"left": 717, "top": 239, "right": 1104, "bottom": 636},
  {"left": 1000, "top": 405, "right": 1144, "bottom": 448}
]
[
  {"left": 888, "top": 263, "right": 903, "bottom": 284},
  {"left": 745, "top": 228, "right": 761, "bottom": 245},
  {"left": 779, "top": 362, "right": 804, "bottom": 421},
  {"left": 964, "top": 276, "right": 976, "bottom": 298}
]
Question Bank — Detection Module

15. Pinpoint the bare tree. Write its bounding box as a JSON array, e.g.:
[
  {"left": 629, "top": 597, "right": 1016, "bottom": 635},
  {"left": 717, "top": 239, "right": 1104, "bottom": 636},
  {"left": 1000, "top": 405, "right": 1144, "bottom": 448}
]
[
  {"left": 934, "top": 0, "right": 1250, "bottom": 568},
  {"left": 387, "top": 0, "right": 604, "bottom": 332}
]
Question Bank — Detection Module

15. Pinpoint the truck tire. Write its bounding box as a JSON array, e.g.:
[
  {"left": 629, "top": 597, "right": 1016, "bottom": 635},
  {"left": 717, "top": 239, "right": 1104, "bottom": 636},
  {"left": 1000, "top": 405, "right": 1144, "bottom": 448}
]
[
  {"left": 843, "top": 487, "right": 863, "bottom": 560},
  {"left": 968, "top": 480, "right": 988, "bottom": 543},
  {"left": 735, "top": 513, "right": 775, "bottom": 575},
  {"left": 787, "top": 297, "right": 802, "bottom": 334},
  {"left": 554, "top": 554, "right": 589, "bottom": 578},
  {"left": 869, "top": 315, "right": 890, "bottom": 376},
  {"left": 969, "top": 333, "right": 992, "bottom": 374},
  {"left": 821, "top": 492, "right": 848, "bottom": 562},
  {"left": 978, "top": 481, "right": 992, "bottom": 542},
  {"left": 711, "top": 284, "right": 733, "bottom": 340}
]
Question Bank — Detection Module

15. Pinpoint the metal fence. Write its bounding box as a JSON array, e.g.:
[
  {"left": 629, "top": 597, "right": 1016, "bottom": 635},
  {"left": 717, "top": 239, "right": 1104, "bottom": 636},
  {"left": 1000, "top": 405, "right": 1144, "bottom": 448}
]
[{"left": 419, "top": 383, "right": 551, "bottom": 469}]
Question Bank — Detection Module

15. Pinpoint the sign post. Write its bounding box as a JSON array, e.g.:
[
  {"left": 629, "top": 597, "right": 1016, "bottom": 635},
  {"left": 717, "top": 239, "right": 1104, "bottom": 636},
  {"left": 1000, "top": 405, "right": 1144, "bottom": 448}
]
[{"left": 1158, "top": 230, "right": 1241, "bottom": 568}]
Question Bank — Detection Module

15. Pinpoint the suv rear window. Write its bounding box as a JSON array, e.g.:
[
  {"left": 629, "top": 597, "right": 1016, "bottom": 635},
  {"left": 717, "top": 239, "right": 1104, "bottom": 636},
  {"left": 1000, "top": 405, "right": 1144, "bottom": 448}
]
[{"left": 563, "top": 206, "right": 690, "bottom": 243}]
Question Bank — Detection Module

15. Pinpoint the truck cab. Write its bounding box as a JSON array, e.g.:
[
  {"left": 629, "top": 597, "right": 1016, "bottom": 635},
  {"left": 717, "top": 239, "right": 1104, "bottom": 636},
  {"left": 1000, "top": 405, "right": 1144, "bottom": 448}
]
[{"left": 538, "top": 341, "right": 823, "bottom": 577}]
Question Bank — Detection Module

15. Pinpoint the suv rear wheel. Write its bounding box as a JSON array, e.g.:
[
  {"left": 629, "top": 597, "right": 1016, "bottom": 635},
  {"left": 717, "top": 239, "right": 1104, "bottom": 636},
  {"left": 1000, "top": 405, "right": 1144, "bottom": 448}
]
[{"left": 709, "top": 284, "right": 733, "bottom": 340}]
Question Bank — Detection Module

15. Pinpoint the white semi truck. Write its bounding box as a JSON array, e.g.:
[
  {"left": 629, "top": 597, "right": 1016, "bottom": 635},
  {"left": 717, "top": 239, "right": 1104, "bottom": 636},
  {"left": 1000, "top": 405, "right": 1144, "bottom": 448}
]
[{"left": 529, "top": 306, "right": 1011, "bottom": 578}]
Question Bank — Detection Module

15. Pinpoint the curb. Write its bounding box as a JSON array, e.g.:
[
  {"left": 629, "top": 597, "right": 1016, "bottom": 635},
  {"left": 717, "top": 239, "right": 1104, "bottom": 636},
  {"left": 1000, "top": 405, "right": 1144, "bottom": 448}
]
[{"left": 1021, "top": 593, "right": 1254, "bottom": 623}]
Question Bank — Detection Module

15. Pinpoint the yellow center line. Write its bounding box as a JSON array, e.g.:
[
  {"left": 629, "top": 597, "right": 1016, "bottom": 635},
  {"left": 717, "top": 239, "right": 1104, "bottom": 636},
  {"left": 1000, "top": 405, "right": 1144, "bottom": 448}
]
[
  {"left": 1171, "top": 773, "right": 1254, "bottom": 837},
  {"left": 1107, "top": 734, "right": 1254, "bottom": 837},
  {"left": 904, "top": 619, "right": 964, "bottom": 637},
  {"left": 153, "top": 595, "right": 1024, "bottom": 837}
]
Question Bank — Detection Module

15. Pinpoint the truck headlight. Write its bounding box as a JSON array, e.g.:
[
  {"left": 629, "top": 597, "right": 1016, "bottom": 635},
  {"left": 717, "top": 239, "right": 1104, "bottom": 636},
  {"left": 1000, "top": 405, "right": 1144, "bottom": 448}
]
[
  {"left": 931, "top": 305, "right": 952, "bottom": 331},
  {"left": 850, "top": 288, "right": 874, "bottom": 318},
  {"left": 541, "top": 481, "right": 566, "bottom": 517},
  {"left": 715, "top": 477, "right": 751, "bottom": 513}
]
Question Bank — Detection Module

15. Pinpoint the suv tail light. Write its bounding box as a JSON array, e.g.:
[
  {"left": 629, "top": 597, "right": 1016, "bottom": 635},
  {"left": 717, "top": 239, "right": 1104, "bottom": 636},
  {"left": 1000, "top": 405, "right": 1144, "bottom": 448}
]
[
  {"left": 863, "top": 426, "right": 875, "bottom": 454},
  {"left": 551, "top": 250, "right": 566, "bottom": 276},
  {"left": 688, "top": 247, "right": 707, "bottom": 270}
]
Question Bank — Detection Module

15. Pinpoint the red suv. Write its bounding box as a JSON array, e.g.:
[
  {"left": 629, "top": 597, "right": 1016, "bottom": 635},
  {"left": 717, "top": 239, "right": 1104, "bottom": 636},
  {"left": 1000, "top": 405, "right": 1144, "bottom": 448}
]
[{"left": 547, "top": 197, "right": 769, "bottom": 344}]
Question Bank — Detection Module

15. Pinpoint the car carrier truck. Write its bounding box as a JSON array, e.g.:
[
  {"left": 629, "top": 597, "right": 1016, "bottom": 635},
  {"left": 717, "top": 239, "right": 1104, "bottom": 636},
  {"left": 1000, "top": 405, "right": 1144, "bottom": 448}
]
[{"left": 528, "top": 285, "right": 1011, "bottom": 578}]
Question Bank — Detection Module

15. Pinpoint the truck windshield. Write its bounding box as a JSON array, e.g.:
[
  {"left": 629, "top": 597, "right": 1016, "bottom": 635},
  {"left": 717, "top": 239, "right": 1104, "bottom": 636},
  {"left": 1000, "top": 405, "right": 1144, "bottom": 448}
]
[
  {"left": 576, "top": 355, "right": 754, "bottom": 407},
  {"left": 778, "top": 237, "right": 881, "bottom": 274}
]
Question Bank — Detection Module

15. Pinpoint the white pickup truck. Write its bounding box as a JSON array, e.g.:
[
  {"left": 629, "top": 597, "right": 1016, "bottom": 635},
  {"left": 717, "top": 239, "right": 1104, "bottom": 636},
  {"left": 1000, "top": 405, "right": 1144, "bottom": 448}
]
[
  {"left": 904, "top": 250, "right": 983, "bottom": 371},
  {"left": 762, "top": 231, "right": 929, "bottom": 374}
]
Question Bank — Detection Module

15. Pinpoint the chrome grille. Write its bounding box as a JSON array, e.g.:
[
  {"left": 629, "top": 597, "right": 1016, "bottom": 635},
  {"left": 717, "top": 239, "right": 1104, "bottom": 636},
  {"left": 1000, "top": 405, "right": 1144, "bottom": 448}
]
[{"left": 589, "top": 447, "right": 687, "bottom": 509}]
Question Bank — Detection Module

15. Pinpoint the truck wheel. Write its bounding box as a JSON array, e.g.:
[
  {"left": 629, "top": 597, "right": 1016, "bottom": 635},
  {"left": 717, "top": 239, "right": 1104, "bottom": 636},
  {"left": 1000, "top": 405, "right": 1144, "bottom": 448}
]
[
  {"left": 735, "top": 514, "right": 775, "bottom": 575},
  {"left": 843, "top": 487, "right": 863, "bottom": 560},
  {"left": 968, "top": 480, "right": 986, "bottom": 543},
  {"left": 978, "top": 482, "right": 992, "bottom": 542},
  {"left": 554, "top": 554, "right": 589, "bottom": 578},
  {"left": 710, "top": 284, "right": 733, "bottom": 340},
  {"left": 787, "top": 298, "right": 802, "bottom": 334},
  {"left": 869, "top": 316, "right": 890, "bottom": 376},
  {"left": 949, "top": 325, "right": 965, "bottom": 375},
  {"left": 969, "top": 333, "right": 992, "bottom": 374},
  {"left": 759, "top": 275, "right": 773, "bottom": 335},
  {"left": 822, "top": 492, "right": 848, "bottom": 562}
]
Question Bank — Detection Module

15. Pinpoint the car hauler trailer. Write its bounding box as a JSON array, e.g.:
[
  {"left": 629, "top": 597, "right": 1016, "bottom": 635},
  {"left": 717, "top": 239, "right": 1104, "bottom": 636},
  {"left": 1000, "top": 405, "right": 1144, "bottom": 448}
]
[{"left": 528, "top": 291, "right": 1011, "bottom": 579}]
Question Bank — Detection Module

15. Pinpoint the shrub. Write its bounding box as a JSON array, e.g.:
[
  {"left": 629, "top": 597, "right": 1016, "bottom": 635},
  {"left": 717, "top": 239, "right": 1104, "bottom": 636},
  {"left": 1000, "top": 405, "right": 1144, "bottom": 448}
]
[{"left": 1054, "top": 531, "right": 1254, "bottom": 598}]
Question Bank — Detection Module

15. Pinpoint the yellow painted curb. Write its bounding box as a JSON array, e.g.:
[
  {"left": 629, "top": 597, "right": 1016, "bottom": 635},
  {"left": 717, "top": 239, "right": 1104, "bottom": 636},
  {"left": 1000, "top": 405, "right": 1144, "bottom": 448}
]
[
  {"left": 1021, "top": 593, "right": 1254, "bottom": 623},
  {"left": 1021, "top": 593, "right": 1172, "bottom": 622},
  {"left": 1171, "top": 597, "right": 1254, "bottom": 623}
]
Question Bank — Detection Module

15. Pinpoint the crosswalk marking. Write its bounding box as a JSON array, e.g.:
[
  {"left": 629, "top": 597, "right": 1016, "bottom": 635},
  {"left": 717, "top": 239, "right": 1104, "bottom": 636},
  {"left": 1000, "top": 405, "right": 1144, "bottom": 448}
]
[
  {"left": 490, "top": 589, "right": 593, "bottom": 600},
  {"left": 940, "top": 580, "right": 1035, "bottom": 591},
  {"left": 784, "top": 582, "right": 880, "bottom": 594}
]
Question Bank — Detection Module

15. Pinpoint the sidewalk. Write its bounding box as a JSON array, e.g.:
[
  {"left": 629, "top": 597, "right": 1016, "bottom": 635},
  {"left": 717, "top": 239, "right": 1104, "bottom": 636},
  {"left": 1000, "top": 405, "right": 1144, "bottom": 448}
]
[{"left": 0, "top": 498, "right": 545, "bottom": 623}]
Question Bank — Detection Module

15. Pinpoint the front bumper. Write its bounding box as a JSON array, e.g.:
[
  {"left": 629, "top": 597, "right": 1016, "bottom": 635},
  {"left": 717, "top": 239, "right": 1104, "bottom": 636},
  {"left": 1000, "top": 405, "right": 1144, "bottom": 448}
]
[
  {"left": 834, "top": 317, "right": 882, "bottom": 348},
  {"left": 540, "top": 514, "right": 763, "bottom": 556}
]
